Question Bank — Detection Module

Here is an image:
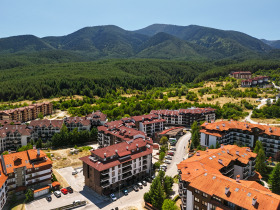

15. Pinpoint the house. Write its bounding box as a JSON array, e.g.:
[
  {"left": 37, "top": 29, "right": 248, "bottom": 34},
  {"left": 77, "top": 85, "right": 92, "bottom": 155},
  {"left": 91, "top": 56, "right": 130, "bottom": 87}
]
[
  {"left": 241, "top": 76, "right": 269, "bottom": 87},
  {"left": 64, "top": 117, "right": 91, "bottom": 131},
  {"left": 80, "top": 137, "right": 153, "bottom": 195},
  {"left": 177, "top": 145, "right": 280, "bottom": 210},
  {"left": 200, "top": 120, "right": 280, "bottom": 157},
  {"left": 231, "top": 71, "right": 252, "bottom": 79},
  {"left": 87, "top": 110, "right": 107, "bottom": 126}
]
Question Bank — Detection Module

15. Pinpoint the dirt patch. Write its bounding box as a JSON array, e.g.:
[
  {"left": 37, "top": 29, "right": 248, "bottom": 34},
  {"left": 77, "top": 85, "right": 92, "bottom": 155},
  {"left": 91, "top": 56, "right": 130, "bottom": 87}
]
[
  {"left": 250, "top": 118, "right": 280, "bottom": 125},
  {"left": 46, "top": 149, "right": 91, "bottom": 169},
  {"left": 52, "top": 169, "right": 69, "bottom": 188}
]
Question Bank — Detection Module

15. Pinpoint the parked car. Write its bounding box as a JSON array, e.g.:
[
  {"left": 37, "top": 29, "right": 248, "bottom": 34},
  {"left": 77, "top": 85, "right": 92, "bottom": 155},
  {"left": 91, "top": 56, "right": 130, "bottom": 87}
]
[
  {"left": 138, "top": 182, "right": 143, "bottom": 189},
  {"left": 61, "top": 188, "right": 68, "bottom": 195},
  {"left": 110, "top": 193, "right": 117, "bottom": 201},
  {"left": 151, "top": 175, "right": 155, "bottom": 180},
  {"left": 73, "top": 200, "right": 81, "bottom": 205},
  {"left": 161, "top": 164, "right": 167, "bottom": 168},
  {"left": 168, "top": 152, "right": 174, "bottom": 156},
  {"left": 146, "top": 177, "right": 153, "bottom": 183},
  {"left": 142, "top": 180, "right": 147, "bottom": 186},
  {"left": 171, "top": 147, "right": 176, "bottom": 151},
  {"left": 133, "top": 185, "right": 139, "bottom": 191},
  {"left": 46, "top": 195, "right": 52, "bottom": 202},
  {"left": 159, "top": 167, "right": 166, "bottom": 172},
  {"left": 123, "top": 189, "right": 128, "bottom": 195},
  {"left": 164, "top": 160, "right": 171, "bottom": 164},
  {"left": 54, "top": 191, "right": 61, "bottom": 198},
  {"left": 66, "top": 186, "right": 73, "bottom": 193},
  {"left": 166, "top": 155, "right": 172, "bottom": 160},
  {"left": 72, "top": 170, "right": 78, "bottom": 175}
]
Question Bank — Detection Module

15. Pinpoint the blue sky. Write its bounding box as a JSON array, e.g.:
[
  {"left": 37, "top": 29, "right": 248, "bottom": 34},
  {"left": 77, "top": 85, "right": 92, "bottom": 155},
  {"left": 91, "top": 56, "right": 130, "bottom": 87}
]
[{"left": 1, "top": 0, "right": 279, "bottom": 40}]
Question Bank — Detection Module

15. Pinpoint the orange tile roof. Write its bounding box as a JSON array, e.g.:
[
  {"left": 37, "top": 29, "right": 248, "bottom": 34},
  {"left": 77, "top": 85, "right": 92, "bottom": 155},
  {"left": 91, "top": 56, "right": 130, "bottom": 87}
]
[
  {"left": 52, "top": 181, "right": 60, "bottom": 187},
  {"left": 201, "top": 120, "right": 280, "bottom": 137},
  {"left": 189, "top": 173, "right": 280, "bottom": 210},
  {"left": 34, "top": 186, "right": 50, "bottom": 193},
  {"left": 3, "top": 149, "right": 52, "bottom": 174}
]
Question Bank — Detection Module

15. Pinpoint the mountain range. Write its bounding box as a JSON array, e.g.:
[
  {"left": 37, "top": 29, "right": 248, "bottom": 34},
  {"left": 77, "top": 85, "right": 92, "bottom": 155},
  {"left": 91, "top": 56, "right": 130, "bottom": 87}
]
[{"left": 0, "top": 24, "right": 279, "bottom": 63}]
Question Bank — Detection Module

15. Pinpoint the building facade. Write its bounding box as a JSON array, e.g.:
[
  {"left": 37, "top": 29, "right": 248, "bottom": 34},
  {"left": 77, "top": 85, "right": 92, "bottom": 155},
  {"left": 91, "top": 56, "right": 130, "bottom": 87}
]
[
  {"left": 200, "top": 120, "right": 280, "bottom": 157},
  {"left": 87, "top": 110, "right": 107, "bottom": 126},
  {"left": 177, "top": 145, "right": 280, "bottom": 210},
  {"left": 241, "top": 76, "right": 269, "bottom": 87},
  {"left": 80, "top": 138, "right": 153, "bottom": 195},
  {"left": 64, "top": 117, "right": 91, "bottom": 131},
  {"left": 151, "top": 108, "right": 216, "bottom": 127},
  {"left": 231, "top": 71, "right": 252, "bottom": 79},
  {"left": 0, "top": 102, "right": 53, "bottom": 122}
]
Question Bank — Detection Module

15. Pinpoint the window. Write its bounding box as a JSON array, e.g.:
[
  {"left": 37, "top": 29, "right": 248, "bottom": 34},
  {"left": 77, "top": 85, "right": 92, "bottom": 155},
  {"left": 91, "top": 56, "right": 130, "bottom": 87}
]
[
  {"left": 209, "top": 204, "right": 216, "bottom": 210},
  {"left": 112, "top": 171, "right": 115, "bottom": 176},
  {"left": 213, "top": 196, "right": 221, "bottom": 202},
  {"left": 112, "top": 178, "right": 116, "bottom": 183},
  {"left": 202, "top": 200, "right": 207, "bottom": 206},
  {"left": 195, "top": 189, "right": 200, "bottom": 194},
  {"left": 194, "top": 197, "right": 200, "bottom": 202},
  {"left": 202, "top": 193, "right": 208, "bottom": 198},
  {"left": 194, "top": 205, "right": 199, "bottom": 210}
]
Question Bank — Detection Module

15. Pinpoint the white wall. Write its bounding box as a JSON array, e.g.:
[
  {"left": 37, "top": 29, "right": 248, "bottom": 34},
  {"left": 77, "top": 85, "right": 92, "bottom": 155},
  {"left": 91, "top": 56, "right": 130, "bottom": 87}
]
[
  {"left": 186, "top": 190, "right": 193, "bottom": 210},
  {"left": 209, "top": 135, "right": 217, "bottom": 147},
  {"left": 200, "top": 133, "right": 206, "bottom": 146}
]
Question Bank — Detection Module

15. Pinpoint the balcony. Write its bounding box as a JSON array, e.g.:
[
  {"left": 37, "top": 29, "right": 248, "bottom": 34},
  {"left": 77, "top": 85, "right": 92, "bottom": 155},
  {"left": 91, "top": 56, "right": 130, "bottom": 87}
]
[
  {"left": 100, "top": 174, "right": 109, "bottom": 182},
  {"left": 143, "top": 160, "right": 147, "bottom": 165},
  {"left": 122, "top": 172, "right": 132, "bottom": 180},
  {"left": 122, "top": 161, "right": 132, "bottom": 168},
  {"left": 101, "top": 181, "right": 110, "bottom": 188},
  {"left": 122, "top": 166, "right": 132, "bottom": 174},
  {"left": 143, "top": 165, "right": 147, "bottom": 170},
  {"left": 101, "top": 170, "right": 109, "bottom": 176},
  {"left": 143, "top": 156, "right": 147, "bottom": 160}
]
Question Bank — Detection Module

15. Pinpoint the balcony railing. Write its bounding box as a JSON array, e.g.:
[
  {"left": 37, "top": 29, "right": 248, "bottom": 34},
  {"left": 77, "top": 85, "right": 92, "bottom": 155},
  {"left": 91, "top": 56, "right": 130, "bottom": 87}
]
[
  {"left": 101, "top": 181, "right": 110, "bottom": 188},
  {"left": 100, "top": 174, "right": 109, "bottom": 182},
  {"left": 122, "top": 172, "right": 132, "bottom": 180},
  {"left": 101, "top": 170, "right": 109, "bottom": 176},
  {"left": 122, "top": 166, "right": 132, "bottom": 174}
]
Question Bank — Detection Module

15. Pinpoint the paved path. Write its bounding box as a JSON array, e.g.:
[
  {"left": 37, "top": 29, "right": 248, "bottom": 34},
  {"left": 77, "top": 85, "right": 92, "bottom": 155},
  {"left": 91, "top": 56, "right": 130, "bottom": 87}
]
[
  {"left": 244, "top": 98, "right": 280, "bottom": 126},
  {"left": 272, "top": 82, "right": 280, "bottom": 90},
  {"left": 166, "top": 133, "right": 191, "bottom": 177}
]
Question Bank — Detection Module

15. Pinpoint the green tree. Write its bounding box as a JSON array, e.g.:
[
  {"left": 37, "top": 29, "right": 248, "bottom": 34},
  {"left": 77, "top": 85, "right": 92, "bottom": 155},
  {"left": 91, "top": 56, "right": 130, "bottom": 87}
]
[
  {"left": 215, "top": 141, "right": 220, "bottom": 149},
  {"left": 38, "top": 112, "right": 44, "bottom": 119},
  {"left": 36, "top": 139, "right": 42, "bottom": 148},
  {"left": 209, "top": 145, "right": 215, "bottom": 149},
  {"left": 255, "top": 148, "right": 266, "bottom": 174},
  {"left": 1, "top": 151, "right": 9, "bottom": 155},
  {"left": 163, "top": 176, "right": 174, "bottom": 196},
  {"left": 162, "top": 199, "right": 178, "bottom": 210},
  {"left": 160, "top": 145, "right": 168, "bottom": 154},
  {"left": 25, "top": 189, "right": 34, "bottom": 202},
  {"left": 144, "top": 192, "right": 151, "bottom": 203},
  {"left": 160, "top": 136, "right": 168, "bottom": 145},
  {"left": 90, "top": 127, "right": 98, "bottom": 142},
  {"left": 154, "top": 162, "right": 161, "bottom": 170},
  {"left": 149, "top": 177, "right": 165, "bottom": 209},
  {"left": 269, "top": 163, "right": 280, "bottom": 194},
  {"left": 191, "top": 121, "right": 200, "bottom": 148},
  {"left": 254, "top": 140, "right": 264, "bottom": 154},
  {"left": 159, "top": 152, "right": 165, "bottom": 161}
]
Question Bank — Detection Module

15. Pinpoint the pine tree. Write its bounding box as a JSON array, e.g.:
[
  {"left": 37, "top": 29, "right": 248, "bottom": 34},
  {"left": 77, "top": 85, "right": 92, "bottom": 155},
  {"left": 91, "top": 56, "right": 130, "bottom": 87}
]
[
  {"left": 149, "top": 177, "right": 166, "bottom": 209},
  {"left": 255, "top": 148, "right": 266, "bottom": 174},
  {"left": 269, "top": 163, "right": 280, "bottom": 194},
  {"left": 254, "top": 140, "right": 264, "bottom": 154}
]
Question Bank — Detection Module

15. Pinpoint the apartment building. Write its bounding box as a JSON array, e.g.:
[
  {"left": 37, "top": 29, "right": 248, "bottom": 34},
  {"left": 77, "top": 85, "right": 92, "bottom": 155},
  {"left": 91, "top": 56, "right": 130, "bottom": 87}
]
[
  {"left": 132, "top": 114, "right": 166, "bottom": 137},
  {"left": 200, "top": 120, "right": 280, "bottom": 157},
  {"left": 29, "top": 120, "right": 63, "bottom": 142},
  {"left": 177, "top": 145, "right": 280, "bottom": 210},
  {"left": 231, "top": 71, "right": 252, "bottom": 79},
  {"left": 0, "top": 125, "right": 31, "bottom": 152},
  {"left": 0, "top": 165, "right": 7, "bottom": 209},
  {"left": 98, "top": 121, "right": 148, "bottom": 147},
  {"left": 87, "top": 110, "right": 107, "bottom": 126},
  {"left": 64, "top": 117, "right": 91, "bottom": 131},
  {"left": 0, "top": 102, "right": 53, "bottom": 122},
  {"left": 150, "top": 108, "right": 216, "bottom": 127},
  {"left": 80, "top": 137, "right": 153, "bottom": 195},
  {"left": 2, "top": 149, "right": 52, "bottom": 195},
  {"left": 241, "top": 76, "right": 269, "bottom": 87}
]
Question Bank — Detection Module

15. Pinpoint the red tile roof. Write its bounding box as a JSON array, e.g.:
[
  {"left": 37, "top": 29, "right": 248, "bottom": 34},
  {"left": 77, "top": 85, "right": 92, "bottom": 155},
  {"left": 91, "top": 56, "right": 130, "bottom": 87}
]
[
  {"left": 64, "top": 117, "right": 91, "bottom": 126},
  {"left": 159, "top": 127, "right": 184, "bottom": 135},
  {"left": 0, "top": 124, "right": 31, "bottom": 138},
  {"left": 88, "top": 110, "right": 107, "bottom": 122},
  {"left": 29, "top": 119, "right": 63, "bottom": 128},
  {"left": 34, "top": 186, "right": 50, "bottom": 193}
]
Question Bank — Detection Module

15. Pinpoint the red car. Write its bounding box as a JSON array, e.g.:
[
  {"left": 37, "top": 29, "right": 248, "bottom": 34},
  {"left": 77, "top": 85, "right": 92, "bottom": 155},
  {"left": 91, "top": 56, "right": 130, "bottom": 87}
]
[
  {"left": 61, "top": 188, "right": 68, "bottom": 195},
  {"left": 168, "top": 152, "right": 174, "bottom": 156}
]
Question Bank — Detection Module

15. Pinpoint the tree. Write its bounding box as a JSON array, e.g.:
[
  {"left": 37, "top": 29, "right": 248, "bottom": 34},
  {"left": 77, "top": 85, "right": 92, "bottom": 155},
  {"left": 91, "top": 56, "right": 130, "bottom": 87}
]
[
  {"left": 209, "top": 145, "right": 215, "bottom": 149},
  {"left": 192, "top": 131, "right": 200, "bottom": 148},
  {"left": 36, "top": 139, "right": 42, "bottom": 148},
  {"left": 149, "top": 177, "right": 165, "bottom": 209},
  {"left": 162, "top": 199, "right": 178, "bottom": 210},
  {"left": 254, "top": 140, "right": 264, "bottom": 154},
  {"left": 215, "top": 141, "right": 220, "bottom": 149},
  {"left": 25, "top": 189, "right": 34, "bottom": 202},
  {"left": 38, "top": 112, "right": 44, "bottom": 119},
  {"left": 160, "top": 136, "right": 168, "bottom": 145},
  {"left": 269, "top": 163, "right": 280, "bottom": 194},
  {"left": 255, "top": 148, "right": 266, "bottom": 174},
  {"left": 159, "top": 152, "right": 165, "bottom": 161},
  {"left": 160, "top": 145, "right": 168, "bottom": 154},
  {"left": 154, "top": 162, "right": 161, "bottom": 170},
  {"left": 163, "top": 176, "right": 174, "bottom": 196},
  {"left": 144, "top": 192, "right": 151, "bottom": 203},
  {"left": 90, "top": 127, "right": 98, "bottom": 142}
]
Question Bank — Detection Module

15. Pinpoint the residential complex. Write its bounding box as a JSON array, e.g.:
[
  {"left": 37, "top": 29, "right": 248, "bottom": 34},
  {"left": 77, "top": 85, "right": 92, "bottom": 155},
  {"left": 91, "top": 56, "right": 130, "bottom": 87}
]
[
  {"left": 200, "top": 120, "right": 280, "bottom": 157},
  {"left": 0, "top": 102, "right": 53, "bottom": 122},
  {"left": 0, "top": 149, "right": 52, "bottom": 208},
  {"left": 64, "top": 117, "right": 91, "bottom": 131},
  {"left": 87, "top": 110, "right": 107, "bottom": 126},
  {"left": 231, "top": 71, "right": 252, "bottom": 79},
  {"left": 80, "top": 137, "right": 153, "bottom": 195},
  {"left": 151, "top": 108, "right": 216, "bottom": 127},
  {"left": 177, "top": 145, "right": 280, "bottom": 210},
  {"left": 241, "top": 76, "right": 269, "bottom": 87}
]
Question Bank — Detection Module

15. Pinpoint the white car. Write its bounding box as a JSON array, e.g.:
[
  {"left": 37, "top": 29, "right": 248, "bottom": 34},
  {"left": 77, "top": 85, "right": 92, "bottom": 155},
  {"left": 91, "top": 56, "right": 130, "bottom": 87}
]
[
  {"left": 164, "top": 160, "right": 171, "bottom": 164},
  {"left": 138, "top": 182, "right": 143, "bottom": 189},
  {"left": 54, "top": 191, "right": 61, "bottom": 198}
]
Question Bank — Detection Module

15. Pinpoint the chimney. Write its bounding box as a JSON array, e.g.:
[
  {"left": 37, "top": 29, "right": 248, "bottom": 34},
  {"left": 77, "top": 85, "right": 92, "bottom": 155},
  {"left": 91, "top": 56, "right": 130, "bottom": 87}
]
[
  {"left": 196, "top": 152, "right": 200, "bottom": 156},
  {"left": 236, "top": 151, "right": 239, "bottom": 156},
  {"left": 136, "top": 144, "right": 138, "bottom": 148},
  {"left": 216, "top": 125, "right": 220, "bottom": 129},
  {"left": 246, "top": 148, "right": 251, "bottom": 152},
  {"left": 221, "top": 144, "right": 224, "bottom": 149},
  {"left": 236, "top": 175, "right": 240, "bottom": 182},
  {"left": 104, "top": 153, "right": 106, "bottom": 157},
  {"left": 252, "top": 196, "right": 257, "bottom": 206},
  {"left": 115, "top": 150, "right": 118, "bottom": 154},
  {"left": 225, "top": 185, "right": 230, "bottom": 194},
  {"left": 126, "top": 146, "right": 129, "bottom": 150},
  {"left": 37, "top": 149, "right": 40, "bottom": 156},
  {"left": 206, "top": 147, "right": 208, "bottom": 152},
  {"left": 227, "top": 149, "right": 230, "bottom": 154},
  {"left": 218, "top": 159, "right": 223, "bottom": 165}
]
